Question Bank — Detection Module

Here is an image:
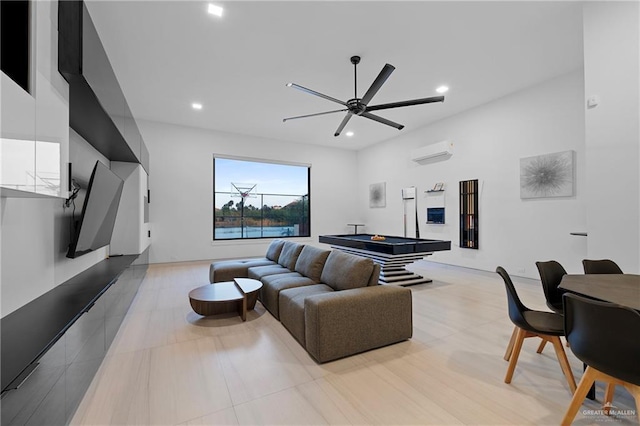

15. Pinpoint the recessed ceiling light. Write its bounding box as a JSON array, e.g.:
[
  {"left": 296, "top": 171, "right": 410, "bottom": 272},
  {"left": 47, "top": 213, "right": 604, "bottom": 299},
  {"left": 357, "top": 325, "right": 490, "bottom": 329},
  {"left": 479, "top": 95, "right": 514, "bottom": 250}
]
[
  {"left": 192, "top": 103, "right": 203, "bottom": 110},
  {"left": 345, "top": 131, "right": 354, "bottom": 137},
  {"left": 208, "top": 4, "right": 223, "bottom": 17},
  {"left": 436, "top": 85, "right": 449, "bottom": 94}
]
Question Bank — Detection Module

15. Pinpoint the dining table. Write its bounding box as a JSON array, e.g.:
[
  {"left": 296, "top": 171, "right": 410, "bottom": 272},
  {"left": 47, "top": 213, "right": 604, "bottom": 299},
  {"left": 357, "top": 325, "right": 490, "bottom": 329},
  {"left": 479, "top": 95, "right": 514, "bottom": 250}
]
[
  {"left": 559, "top": 273, "right": 640, "bottom": 399},
  {"left": 559, "top": 274, "right": 640, "bottom": 310}
]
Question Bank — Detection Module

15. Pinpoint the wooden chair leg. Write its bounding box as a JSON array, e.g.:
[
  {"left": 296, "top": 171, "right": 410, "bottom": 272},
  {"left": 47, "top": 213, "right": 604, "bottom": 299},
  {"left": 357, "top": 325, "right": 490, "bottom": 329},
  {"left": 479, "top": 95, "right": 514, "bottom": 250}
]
[
  {"left": 504, "top": 326, "right": 518, "bottom": 361},
  {"left": 626, "top": 384, "right": 640, "bottom": 415},
  {"left": 550, "top": 336, "right": 577, "bottom": 393},
  {"left": 603, "top": 383, "right": 616, "bottom": 415},
  {"left": 561, "top": 366, "right": 597, "bottom": 426},
  {"left": 536, "top": 338, "right": 547, "bottom": 354},
  {"left": 504, "top": 327, "right": 526, "bottom": 384}
]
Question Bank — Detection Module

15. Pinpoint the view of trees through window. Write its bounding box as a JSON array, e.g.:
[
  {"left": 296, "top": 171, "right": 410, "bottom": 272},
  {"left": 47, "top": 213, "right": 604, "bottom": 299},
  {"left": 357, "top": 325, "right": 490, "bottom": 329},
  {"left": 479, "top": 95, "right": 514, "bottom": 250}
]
[{"left": 213, "top": 157, "right": 310, "bottom": 240}]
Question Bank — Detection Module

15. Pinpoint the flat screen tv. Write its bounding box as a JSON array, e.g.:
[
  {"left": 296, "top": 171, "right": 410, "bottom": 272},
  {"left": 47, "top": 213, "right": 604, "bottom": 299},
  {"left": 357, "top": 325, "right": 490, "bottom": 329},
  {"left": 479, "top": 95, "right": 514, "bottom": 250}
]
[
  {"left": 427, "top": 207, "right": 445, "bottom": 224},
  {"left": 67, "top": 161, "right": 124, "bottom": 258}
]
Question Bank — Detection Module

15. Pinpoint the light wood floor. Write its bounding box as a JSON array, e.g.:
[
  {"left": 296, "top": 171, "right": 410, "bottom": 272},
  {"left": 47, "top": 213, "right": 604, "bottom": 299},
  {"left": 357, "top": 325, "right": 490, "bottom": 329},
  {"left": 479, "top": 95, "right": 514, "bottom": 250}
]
[{"left": 71, "top": 260, "right": 637, "bottom": 425}]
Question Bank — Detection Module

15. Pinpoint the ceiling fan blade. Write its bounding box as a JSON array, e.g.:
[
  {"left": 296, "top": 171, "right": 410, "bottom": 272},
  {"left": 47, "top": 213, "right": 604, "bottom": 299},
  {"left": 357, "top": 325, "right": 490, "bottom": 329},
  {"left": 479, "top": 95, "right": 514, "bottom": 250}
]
[
  {"left": 361, "top": 112, "right": 404, "bottom": 130},
  {"left": 287, "top": 83, "right": 348, "bottom": 106},
  {"left": 361, "top": 64, "right": 395, "bottom": 105},
  {"left": 283, "top": 108, "right": 348, "bottom": 122},
  {"left": 366, "top": 95, "right": 445, "bottom": 112},
  {"left": 334, "top": 113, "right": 353, "bottom": 137}
]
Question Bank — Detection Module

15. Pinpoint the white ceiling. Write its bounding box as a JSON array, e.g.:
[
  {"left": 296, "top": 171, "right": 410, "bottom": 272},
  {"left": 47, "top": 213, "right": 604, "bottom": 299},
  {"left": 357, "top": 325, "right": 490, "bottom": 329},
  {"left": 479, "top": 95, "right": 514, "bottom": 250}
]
[{"left": 86, "top": 1, "right": 584, "bottom": 150}]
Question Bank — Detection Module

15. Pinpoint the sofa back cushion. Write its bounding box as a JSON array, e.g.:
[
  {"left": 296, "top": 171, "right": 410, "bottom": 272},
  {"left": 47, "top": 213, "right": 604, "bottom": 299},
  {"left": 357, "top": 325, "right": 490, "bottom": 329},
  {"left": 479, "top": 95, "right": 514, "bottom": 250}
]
[
  {"left": 368, "top": 263, "right": 381, "bottom": 286},
  {"left": 320, "top": 250, "right": 375, "bottom": 291},
  {"left": 294, "top": 245, "right": 331, "bottom": 283},
  {"left": 277, "top": 241, "right": 304, "bottom": 270},
  {"left": 265, "top": 239, "right": 285, "bottom": 262}
]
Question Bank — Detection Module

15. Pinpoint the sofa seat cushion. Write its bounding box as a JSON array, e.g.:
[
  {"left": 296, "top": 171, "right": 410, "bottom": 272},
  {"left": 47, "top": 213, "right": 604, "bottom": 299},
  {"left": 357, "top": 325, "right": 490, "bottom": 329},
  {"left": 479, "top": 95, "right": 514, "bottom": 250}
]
[
  {"left": 320, "top": 250, "right": 376, "bottom": 291},
  {"left": 260, "top": 271, "right": 302, "bottom": 286},
  {"left": 209, "top": 258, "right": 276, "bottom": 283},
  {"left": 248, "top": 264, "right": 292, "bottom": 281},
  {"left": 277, "top": 241, "right": 304, "bottom": 270},
  {"left": 279, "top": 284, "right": 334, "bottom": 346},
  {"left": 259, "top": 271, "right": 302, "bottom": 301},
  {"left": 294, "top": 246, "right": 331, "bottom": 283},
  {"left": 260, "top": 275, "right": 317, "bottom": 319}
]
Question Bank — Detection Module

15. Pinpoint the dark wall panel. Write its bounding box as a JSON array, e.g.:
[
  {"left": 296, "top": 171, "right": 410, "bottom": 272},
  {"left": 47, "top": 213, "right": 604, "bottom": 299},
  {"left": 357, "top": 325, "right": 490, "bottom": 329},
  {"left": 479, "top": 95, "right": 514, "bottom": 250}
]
[
  {"left": 1, "top": 0, "right": 31, "bottom": 92},
  {"left": 58, "top": 0, "right": 148, "bottom": 172}
]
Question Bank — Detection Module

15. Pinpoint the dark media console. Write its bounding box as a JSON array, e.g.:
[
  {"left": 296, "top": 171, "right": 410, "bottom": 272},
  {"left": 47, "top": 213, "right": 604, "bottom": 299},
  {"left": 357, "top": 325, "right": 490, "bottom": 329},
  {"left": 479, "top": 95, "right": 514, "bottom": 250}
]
[{"left": 0, "top": 255, "right": 146, "bottom": 425}]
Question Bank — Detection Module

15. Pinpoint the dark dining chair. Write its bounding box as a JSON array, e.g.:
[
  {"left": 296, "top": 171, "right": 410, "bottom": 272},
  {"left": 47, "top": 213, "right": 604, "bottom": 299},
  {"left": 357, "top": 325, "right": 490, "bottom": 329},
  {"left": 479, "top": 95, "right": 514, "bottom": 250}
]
[
  {"left": 528, "top": 260, "right": 570, "bottom": 356},
  {"left": 582, "top": 259, "right": 623, "bottom": 274},
  {"left": 504, "top": 261, "right": 567, "bottom": 362},
  {"left": 496, "top": 267, "right": 577, "bottom": 392},
  {"left": 536, "top": 260, "right": 568, "bottom": 314},
  {"left": 561, "top": 293, "right": 640, "bottom": 425}
]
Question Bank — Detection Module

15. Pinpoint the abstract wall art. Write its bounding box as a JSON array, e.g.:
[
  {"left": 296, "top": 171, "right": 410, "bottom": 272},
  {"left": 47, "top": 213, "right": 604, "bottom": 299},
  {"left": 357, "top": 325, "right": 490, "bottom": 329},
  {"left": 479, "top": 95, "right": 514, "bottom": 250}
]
[
  {"left": 369, "top": 182, "right": 386, "bottom": 208},
  {"left": 520, "top": 150, "right": 574, "bottom": 199}
]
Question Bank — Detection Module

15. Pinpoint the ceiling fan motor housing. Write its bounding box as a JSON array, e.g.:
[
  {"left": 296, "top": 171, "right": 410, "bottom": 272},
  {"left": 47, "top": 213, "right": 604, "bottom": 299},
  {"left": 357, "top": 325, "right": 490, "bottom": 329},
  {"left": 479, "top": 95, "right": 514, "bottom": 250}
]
[{"left": 347, "top": 98, "right": 366, "bottom": 115}]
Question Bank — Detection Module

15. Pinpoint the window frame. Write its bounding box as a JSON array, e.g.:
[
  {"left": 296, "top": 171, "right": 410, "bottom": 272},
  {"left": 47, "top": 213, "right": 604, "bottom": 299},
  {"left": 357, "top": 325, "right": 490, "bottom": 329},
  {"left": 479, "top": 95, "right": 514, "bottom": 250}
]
[{"left": 212, "top": 155, "right": 311, "bottom": 241}]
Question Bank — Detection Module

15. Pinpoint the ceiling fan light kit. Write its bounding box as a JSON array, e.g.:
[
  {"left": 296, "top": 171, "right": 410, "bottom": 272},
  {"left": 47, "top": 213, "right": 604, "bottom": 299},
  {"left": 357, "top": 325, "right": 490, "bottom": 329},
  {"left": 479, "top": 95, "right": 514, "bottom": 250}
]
[{"left": 284, "top": 55, "right": 445, "bottom": 137}]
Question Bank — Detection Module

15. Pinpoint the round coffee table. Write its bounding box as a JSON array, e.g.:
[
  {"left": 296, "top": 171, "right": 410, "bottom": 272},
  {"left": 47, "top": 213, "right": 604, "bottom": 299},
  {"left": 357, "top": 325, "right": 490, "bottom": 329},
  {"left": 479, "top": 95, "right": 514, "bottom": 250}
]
[{"left": 188, "top": 278, "right": 262, "bottom": 321}]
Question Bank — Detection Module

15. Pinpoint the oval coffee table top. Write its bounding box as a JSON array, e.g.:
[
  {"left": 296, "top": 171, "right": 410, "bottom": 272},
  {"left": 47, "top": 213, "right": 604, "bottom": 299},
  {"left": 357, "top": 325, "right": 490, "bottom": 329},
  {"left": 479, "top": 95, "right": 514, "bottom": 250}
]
[
  {"left": 188, "top": 278, "right": 263, "bottom": 303},
  {"left": 189, "top": 282, "right": 242, "bottom": 303}
]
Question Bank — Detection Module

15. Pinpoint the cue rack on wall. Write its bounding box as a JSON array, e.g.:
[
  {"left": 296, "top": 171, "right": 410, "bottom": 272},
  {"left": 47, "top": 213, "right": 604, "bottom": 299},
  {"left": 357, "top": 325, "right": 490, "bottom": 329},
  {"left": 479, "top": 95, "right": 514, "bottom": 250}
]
[{"left": 459, "top": 179, "right": 479, "bottom": 249}]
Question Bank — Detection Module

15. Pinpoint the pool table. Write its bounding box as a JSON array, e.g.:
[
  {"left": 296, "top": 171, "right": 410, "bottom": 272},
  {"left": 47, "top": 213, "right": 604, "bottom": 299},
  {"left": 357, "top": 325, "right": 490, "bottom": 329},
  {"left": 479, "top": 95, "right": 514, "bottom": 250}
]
[{"left": 319, "top": 234, "right": 451, "bottom": 285}]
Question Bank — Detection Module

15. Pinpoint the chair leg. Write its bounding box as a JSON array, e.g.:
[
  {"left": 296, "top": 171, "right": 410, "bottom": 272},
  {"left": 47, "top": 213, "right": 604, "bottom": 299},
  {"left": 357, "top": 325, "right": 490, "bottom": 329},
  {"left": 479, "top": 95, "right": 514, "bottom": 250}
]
[
  {"left": 504, "top": 327, "right": 526, "bottom": 384},
  {"left": 504, "top": 326, "right": 518, "bottom": 361},
  {"left": 536, "top": 338, "right": 547, "bottom": 354},
  {"left": 603, "top": 383, "right": 616, "bottom": 415},
  {"left": 561, "top": 366, "right": 597, "bottom": 425},
  {"left": 550, "top": 336, "right": 577, "bottom": 393},
  {"left": 623, "top": 383, "right": 640, "bottom": 415}
]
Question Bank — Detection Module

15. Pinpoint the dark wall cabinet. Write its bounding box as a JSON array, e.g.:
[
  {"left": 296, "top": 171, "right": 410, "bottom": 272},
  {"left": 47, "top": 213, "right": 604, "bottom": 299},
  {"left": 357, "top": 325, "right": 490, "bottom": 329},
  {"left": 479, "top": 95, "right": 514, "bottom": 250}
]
[{"left": 0, "top": 257, "right": 146, "bottom": 426}]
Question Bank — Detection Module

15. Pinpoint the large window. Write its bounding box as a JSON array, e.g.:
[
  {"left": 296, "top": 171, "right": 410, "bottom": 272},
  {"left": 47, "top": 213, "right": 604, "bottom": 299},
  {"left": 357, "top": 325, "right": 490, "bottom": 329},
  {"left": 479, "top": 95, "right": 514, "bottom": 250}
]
[{"left": 213, "top": 156, "right": 310, "bottom": 240}]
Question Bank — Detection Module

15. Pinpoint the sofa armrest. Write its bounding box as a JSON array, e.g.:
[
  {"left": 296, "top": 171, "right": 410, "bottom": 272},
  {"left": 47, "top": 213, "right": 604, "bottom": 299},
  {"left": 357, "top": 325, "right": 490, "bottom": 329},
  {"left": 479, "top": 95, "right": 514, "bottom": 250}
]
[{"left": 304, "top": 285, "right": 412, "bottom": 363}]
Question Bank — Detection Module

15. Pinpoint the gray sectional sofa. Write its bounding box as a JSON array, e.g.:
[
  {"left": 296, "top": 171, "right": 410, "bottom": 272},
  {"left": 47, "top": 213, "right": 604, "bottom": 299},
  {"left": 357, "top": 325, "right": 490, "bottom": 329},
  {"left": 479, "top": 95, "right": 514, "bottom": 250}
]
[{"left": 209, "top": 240, "right": 413, "bottom": 363}]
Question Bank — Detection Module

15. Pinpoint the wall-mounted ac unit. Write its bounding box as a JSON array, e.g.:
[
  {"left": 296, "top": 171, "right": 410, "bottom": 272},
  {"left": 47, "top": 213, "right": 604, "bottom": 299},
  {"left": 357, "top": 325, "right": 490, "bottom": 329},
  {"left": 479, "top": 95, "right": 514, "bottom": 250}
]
[{"left": 410, "top": 141, "right": 453, "bottom": 162}]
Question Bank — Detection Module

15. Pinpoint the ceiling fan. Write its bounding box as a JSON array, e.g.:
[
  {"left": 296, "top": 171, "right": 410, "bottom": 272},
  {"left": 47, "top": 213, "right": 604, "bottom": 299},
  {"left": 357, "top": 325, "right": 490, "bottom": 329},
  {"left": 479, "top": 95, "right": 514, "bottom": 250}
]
[{"left": 283, "top": 56, "right": 445, "bottom": 137}]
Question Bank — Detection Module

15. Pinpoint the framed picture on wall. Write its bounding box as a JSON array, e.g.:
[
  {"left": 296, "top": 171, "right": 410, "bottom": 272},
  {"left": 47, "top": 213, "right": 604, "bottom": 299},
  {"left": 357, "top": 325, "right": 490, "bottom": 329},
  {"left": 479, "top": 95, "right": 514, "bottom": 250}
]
[
  {"left": 520, "top": 150, "right": 575, "bottom": 199},
  {"left": 369, "top": 182, "right": 386, "bottom": 208}
]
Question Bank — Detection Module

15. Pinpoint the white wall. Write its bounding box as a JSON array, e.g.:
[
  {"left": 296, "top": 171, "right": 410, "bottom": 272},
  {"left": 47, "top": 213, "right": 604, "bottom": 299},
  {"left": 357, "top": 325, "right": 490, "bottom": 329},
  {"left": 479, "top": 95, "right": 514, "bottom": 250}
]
[
  {"left": 357, "top": 70, "right": 587, "bottom": 279},
  {"left": 110, "top": 162, "right": 150, "bottom": 256},
  {"left": 1, "top": 131, "right": 110, "bottom": 316},
  {"left": 583, "top": 2, "right": 640, "bottom": 273},
  {"left": 137, "top": 120, "right": 359, "bottom": 264}
]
